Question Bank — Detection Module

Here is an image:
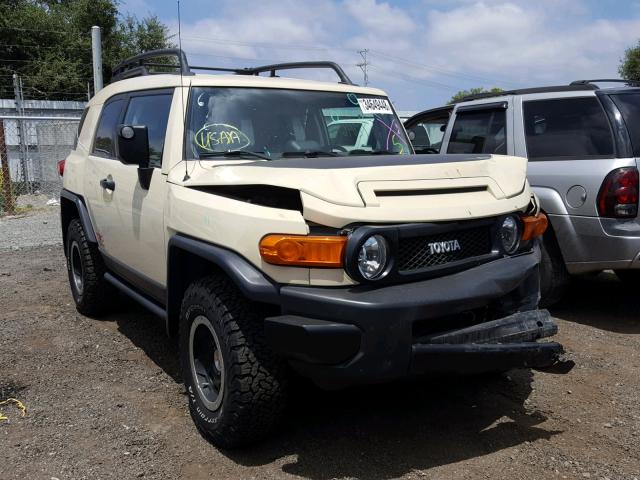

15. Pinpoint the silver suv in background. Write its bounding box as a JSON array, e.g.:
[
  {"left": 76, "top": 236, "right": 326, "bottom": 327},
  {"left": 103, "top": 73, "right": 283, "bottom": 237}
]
[{"left": 406, "top": 80, "right": 640, "bottom": 306}]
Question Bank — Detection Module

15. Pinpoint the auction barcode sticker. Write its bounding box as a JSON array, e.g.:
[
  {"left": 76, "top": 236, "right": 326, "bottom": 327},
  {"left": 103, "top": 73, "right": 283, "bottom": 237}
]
[{"left": 357, "top": 97, "right": 393, "bottom": 115}]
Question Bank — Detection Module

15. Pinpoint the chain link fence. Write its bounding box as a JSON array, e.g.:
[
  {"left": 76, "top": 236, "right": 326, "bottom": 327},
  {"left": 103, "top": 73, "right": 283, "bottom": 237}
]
[{"left": 0, "top": 115, "right": 80, "bottom": 214}]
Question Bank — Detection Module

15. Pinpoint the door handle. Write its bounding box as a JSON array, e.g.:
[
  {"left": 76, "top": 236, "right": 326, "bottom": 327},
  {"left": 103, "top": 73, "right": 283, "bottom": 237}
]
[{"left": 100, "top": 178, "right": 116, "bottom": 191}]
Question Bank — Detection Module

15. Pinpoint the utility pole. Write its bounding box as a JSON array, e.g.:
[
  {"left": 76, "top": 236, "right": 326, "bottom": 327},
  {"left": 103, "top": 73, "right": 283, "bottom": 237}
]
[
  {"left": 13, "top": 73, "right": 30, "bottom": 193},
  {"left": 357, "top": 49, "right": 369, "bottom": 86},
  {"left": 91, "top": 26, "right": 103, "bottom": 94}
]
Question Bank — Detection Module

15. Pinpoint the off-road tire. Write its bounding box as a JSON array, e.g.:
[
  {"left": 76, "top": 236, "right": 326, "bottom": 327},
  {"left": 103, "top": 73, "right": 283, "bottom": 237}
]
[
  {"left": 66, "top": 218, "right": 112, "bottom": 317},
  {"left": 614, "top": 269, "right": 640, "bottom": 284},
  {"left": 179, "top": 276, "right": 287, "bottom": 448},
  {"left": 539, "top": 232, "right": 570, "bottom": 308}
]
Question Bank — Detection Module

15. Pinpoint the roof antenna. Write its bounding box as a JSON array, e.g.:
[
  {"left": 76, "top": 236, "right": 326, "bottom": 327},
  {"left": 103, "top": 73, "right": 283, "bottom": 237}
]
[{"left": 177, "top": 0, "right": 190, "bottom": 182}]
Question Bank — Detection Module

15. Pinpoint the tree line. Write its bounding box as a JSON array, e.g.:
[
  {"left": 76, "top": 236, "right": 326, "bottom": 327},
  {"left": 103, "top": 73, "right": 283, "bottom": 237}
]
[{"left": 0, "top": 0, "right": 173, "bottom": 101}]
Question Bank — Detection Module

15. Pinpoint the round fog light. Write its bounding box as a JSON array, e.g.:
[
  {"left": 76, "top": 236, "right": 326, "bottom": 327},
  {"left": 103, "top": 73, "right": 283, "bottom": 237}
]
[
  {"left": 357, "top": 235, "right": 389, "bottom": 280},
  {"left": 501, "top": 216, "right": 520, "bottom": 254}
]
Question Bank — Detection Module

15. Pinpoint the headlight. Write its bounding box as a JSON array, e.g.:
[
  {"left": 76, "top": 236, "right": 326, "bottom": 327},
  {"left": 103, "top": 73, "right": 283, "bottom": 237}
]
[
  {"left": 500, "top": 216, "right": 520, "bottom": 254},
  {"left": 357, "top": 235, "right": 389, "bottom": 280}
]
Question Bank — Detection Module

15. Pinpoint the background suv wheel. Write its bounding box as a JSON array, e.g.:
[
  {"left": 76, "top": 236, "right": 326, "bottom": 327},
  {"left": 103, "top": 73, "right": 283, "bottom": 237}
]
[
  {"left": 614, "top": 270, "right": 640, "bottom": 283},
  {"left": 539, "top": 231, "right": 570, "bottom": 308}
]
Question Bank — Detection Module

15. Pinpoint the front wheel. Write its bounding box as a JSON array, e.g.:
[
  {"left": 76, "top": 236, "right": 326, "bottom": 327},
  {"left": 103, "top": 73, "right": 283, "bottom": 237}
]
[{"left": 179, "top": 276, "right": 287, "bottom": 448}]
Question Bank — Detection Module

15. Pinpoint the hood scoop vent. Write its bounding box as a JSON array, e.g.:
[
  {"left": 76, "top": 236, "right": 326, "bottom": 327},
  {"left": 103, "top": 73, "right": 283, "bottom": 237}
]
[
  {"left": 359, "top": 178, "right": 503, "bottom": 208},
  {"left": 375, "top": 186, "right": 488, "bottom": 197}
]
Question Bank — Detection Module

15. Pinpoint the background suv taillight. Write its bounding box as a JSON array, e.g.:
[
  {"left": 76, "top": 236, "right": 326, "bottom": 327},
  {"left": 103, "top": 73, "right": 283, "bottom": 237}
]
[{"left": 597, "top": 167, "right": 639, "bottom": 218}]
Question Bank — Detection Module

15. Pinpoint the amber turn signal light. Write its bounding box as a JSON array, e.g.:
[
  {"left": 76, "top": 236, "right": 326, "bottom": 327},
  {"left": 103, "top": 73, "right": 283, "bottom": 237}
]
[
  {"left": 259, "top": 234, "right": 347, "bottom": 267},
  {"left": 521, "top": 213, "right": 549, "bottom": 241}
]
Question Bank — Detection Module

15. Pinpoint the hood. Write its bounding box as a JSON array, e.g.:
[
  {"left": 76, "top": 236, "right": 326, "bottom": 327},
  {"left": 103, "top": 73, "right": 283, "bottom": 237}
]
[{"left": 169, "top": 154, "right": 530, "bottom": 227}]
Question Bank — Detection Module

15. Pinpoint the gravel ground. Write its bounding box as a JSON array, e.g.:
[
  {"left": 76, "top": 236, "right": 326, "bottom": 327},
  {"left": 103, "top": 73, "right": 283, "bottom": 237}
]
[
  {"left": 0, "top": 206, "right": 61, "bottom": 250},
  {"left": 1, "top": 212, "right": 639, "bottom": 479}
]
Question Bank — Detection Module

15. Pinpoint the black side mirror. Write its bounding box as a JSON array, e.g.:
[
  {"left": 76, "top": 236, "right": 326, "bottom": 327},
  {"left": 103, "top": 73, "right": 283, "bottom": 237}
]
[{"left": 117, "top": 125, "right": 153, "bottom": 190}]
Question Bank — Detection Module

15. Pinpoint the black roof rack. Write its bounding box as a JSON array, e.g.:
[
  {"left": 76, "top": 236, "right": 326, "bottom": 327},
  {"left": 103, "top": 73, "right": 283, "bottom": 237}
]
[
  {"left": 112, "top": 49, "right": 191, "bottom": 81},
  {"left": 111, "top": 48, "right": 355, "bottom": 85},
  {"left": 456, "top": 84, "right": 596, "bottom": 102},
  {"left": 456, "top": 78, "right": 640, "bottom": 103},
  {"left": 570, "top": 79, "right": 640, "bottom": 87}
]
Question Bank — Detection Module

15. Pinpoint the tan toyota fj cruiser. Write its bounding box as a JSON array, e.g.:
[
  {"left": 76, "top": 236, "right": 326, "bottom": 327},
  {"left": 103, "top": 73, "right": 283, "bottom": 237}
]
[{"left": 60, "top": 49, "right": 569, "bottom": 448}]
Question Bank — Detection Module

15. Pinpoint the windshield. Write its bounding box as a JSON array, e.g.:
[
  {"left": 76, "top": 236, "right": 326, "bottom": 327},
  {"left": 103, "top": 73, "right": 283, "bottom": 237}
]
[{"left": 185, "top": 87, "right": 411, "bottom": 160}]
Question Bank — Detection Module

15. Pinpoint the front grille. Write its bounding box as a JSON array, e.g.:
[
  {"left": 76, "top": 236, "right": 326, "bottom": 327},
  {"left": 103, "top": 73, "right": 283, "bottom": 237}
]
[{"left": 398, "top": 226, "right": 493, "bottom": 272}]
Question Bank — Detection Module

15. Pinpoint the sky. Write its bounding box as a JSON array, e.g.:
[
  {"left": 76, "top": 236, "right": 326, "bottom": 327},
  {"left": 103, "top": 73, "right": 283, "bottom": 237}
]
[{"left": 119, "top": 0, "right": 640, "bottom": 111}]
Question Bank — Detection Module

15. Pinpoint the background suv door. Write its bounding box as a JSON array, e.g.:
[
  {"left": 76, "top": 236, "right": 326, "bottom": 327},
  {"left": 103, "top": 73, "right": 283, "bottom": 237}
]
[
  {"left": 441, "top": 99, "right": 515, "bottom": 156},
  {"left": 513, "top": 93, "right": 638, "bottom": 278},
  {"left": 404, "top": 106, "right": 452, "bottom": 153},
  {"left": 513, "top": 94, "right": 627, "bottom": 217}
]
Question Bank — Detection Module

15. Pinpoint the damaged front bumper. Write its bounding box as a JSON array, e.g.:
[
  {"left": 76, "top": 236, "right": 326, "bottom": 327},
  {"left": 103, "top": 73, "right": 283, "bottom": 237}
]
[
  {"left": 410, "top": 309, "right": 569, "bottom": 375},
  {"left": 265, "top": 246, "right": 573, "bottom": 388}
]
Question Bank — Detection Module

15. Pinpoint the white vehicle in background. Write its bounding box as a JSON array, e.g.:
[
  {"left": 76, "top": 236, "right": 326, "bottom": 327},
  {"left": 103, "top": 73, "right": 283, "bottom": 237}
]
[{"left": 327, "top": 118, "right": 374, "bottom": 152}]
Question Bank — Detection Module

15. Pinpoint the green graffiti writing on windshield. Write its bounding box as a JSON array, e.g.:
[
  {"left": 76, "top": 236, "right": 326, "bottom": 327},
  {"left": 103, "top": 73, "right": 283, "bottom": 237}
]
[
  {"left": 194, "top": 123, "right": 251, "bottom": 151},
  {"left": 392, "top": 134, "right": 405, "bottom": 154}
]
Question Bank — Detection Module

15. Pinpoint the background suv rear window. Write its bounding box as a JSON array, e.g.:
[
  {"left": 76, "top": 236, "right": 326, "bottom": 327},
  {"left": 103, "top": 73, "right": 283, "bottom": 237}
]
[
  {"left": 447, "top": 109, "right": 506, "bottom": 155},
  {"left": 523, "top": 97, "right": 613, "bottom": 160},
  {"left": 610, "top": 93, "right": 640, "bottom": 157}
]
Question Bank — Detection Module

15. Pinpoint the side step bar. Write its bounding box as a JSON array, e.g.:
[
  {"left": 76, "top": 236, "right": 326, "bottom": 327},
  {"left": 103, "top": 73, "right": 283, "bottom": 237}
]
[{"left": 104, "top": 272, "right": 167, "bottom": 320}]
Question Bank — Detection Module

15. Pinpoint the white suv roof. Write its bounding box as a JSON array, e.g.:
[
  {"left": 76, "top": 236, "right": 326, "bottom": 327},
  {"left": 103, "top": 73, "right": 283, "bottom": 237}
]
[{"left": 91, "top": 73, "right": 386, "bottom": 106}]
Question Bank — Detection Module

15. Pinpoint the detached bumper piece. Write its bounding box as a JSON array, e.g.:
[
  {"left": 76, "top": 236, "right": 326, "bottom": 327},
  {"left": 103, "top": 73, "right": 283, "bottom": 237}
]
[{"left": 411, "top": 309, "right": 570, "bottom": 374}]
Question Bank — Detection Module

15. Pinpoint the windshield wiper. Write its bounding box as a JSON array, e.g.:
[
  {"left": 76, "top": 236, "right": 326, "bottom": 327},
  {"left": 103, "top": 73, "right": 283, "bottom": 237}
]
[
  {"left": 281, "top": 150, "right": 339, "bottom": 158},
  {"left": 348, "top": 149, "right": 396, "bottom": 156},
  {"left": 198, "top": 150, "right": 271, "bottom": 160}
]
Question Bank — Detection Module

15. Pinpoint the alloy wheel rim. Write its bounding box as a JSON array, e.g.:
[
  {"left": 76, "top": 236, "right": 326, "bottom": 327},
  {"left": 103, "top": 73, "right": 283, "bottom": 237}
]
[
  {"left": 189, "top": 315, "right": 225, "bottom": 411},
  {"left": 70, "top": 241, "right": 83, "bottom": 295}
]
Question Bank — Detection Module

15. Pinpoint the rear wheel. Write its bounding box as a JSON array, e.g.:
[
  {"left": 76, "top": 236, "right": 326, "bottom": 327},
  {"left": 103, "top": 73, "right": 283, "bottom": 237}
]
[
  {"left": 179, "top": 276, "right": 287, "bottom": 448},
  {"left": 614, "top": 269, "right": 640, "bottom": 283},
  {"left": 66, "top": 218, "right": 112, "bottom": 317},
  {"left": 539, "top": 231, "right": 570, "bottom": 308}
]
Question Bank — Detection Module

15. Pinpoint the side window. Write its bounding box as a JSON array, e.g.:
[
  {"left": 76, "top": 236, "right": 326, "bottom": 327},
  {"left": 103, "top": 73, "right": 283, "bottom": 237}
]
[
  {"left": 73, "top": 107, "right": 89, "bottom": 149},
  {"left": 523, "top": 97, "right": 614, "bottom": 160},
  {"left": 447, "top": 108, "right": 506, "bottom": 154},
  {"left": 407, "top": 113, "right": 450, "bottom": 153},
  {"left": 92, "top": 99, "right": 124, "bottom": 158},
  {"left": 123, "top": 93, "right": 173, "bottom": 168},
  {"left": 610, "top": 93, "right": 640, "bottom": 157}
]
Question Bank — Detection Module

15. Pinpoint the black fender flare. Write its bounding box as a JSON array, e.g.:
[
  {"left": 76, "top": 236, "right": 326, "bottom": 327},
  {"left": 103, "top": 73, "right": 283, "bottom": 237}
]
[
  {"left": 60, "top": 189, "right": 98, "bottom": 244},
  {"left": 166, "top": 234, "right": 281, "bottom": 335}
]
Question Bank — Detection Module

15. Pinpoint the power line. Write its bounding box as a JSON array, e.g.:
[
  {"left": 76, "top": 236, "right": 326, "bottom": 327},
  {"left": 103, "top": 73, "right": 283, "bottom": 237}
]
[
  {"left": 0, "top": 59, "right": 93, "bottom": 65},
  {"left": 184, "top": 51, "right": 289, "bottom": 64},
  {"left": 0, "top": 26, "right": 89, "bottom": 36},
  {"left": 369, "top": 50, "right": 521, "bottom": 88},
  {"left": 368, "top": 65, "right": 459, "bottom": 91},
  {"left": 0, "top": 44, "right": 87, "bottom": 51},
  {"left": 180, "top": 35, "right": 353, "bottom": 52}
]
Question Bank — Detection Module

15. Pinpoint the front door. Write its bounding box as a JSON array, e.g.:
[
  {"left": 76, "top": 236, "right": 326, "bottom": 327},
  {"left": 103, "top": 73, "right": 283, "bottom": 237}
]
[
  {"left": 405, "top": 106, "right": 453, "bottom": 154},
  {"left": 84, "top": 90, "right": 173, "bottom": 293}
]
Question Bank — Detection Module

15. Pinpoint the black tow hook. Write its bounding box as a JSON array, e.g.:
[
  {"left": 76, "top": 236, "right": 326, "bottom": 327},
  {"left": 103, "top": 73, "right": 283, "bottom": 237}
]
[{"left": 533, "top": 356, "right": 575, "bottom": 374}]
